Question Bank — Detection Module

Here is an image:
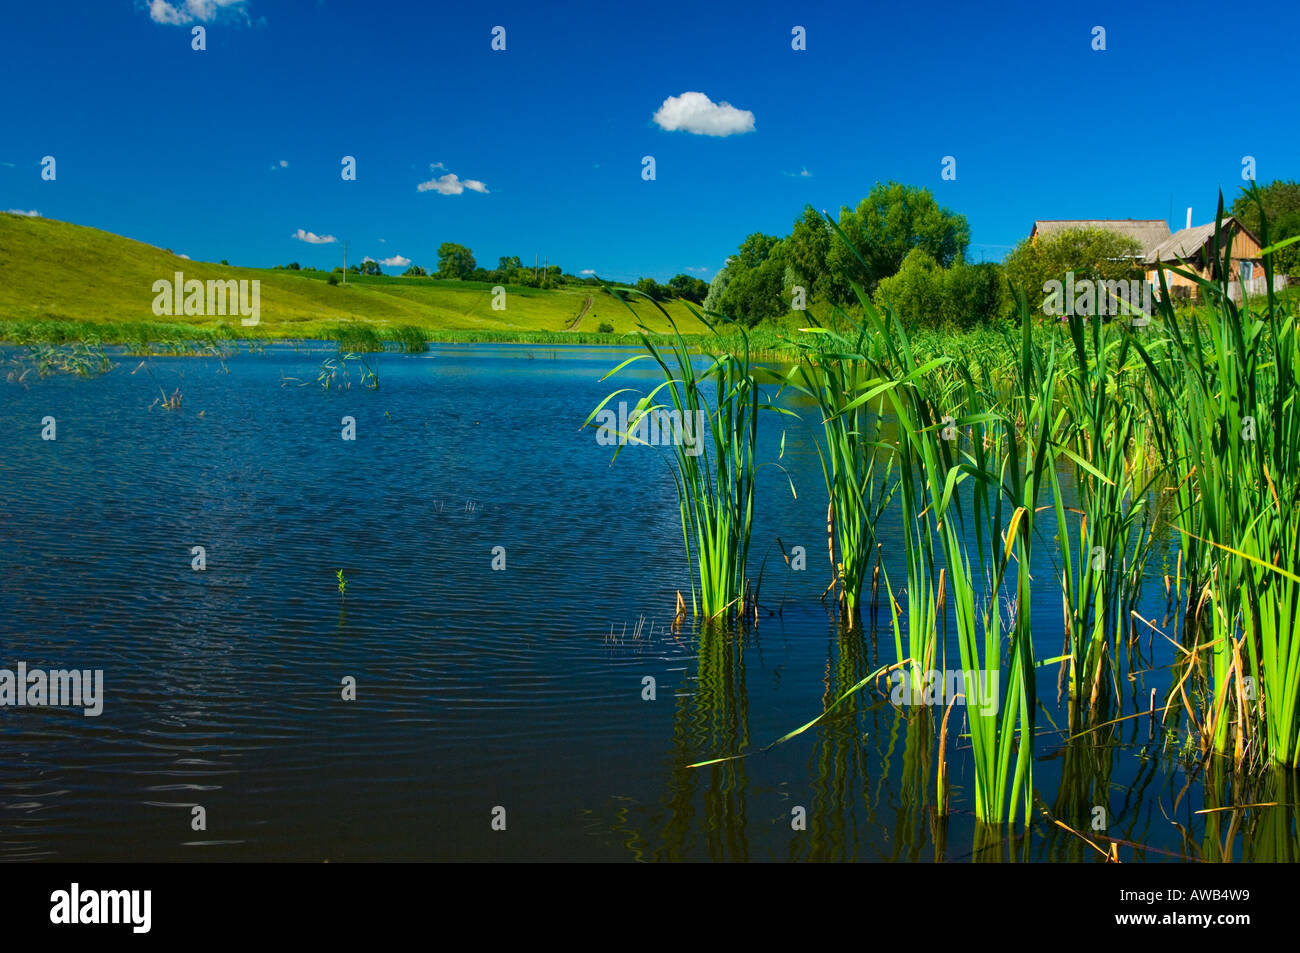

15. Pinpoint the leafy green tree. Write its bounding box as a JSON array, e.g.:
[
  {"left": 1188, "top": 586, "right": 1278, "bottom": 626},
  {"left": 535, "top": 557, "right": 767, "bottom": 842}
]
[
  {"left": 667, "top": 274, "right": 708, "bottom": 303},
  {"left": 827, "top": 182, "right": 970, "bottom": 296},
  {"left": 717, "top": 235, "right": 788, "bottom": 326},
  {"left": 635, "top": 277, "right": 668, "bottom": 301},
  {"left": 403, "top": 264, "right": 428, "bottom": 277},
  {"left": 1003, "top": 228, "right": 1142, "bottom": 314},
  {"left": 1232, "top": 180, "right": 1300, "bottom": 274},
  {"left": 360, "top": 259, "right": 383, "bottom": 276},
  {"left": 785, "top": 205, "right": 841, "bottom": 303},
  {"left": 873, "top": 248, "right": 944, "bottom": 328},
  {"left": 942, "top": 263, "right": 1010, "bottom": 329},
  {"left": 702, "top": 266, "right": 732, "bottom": 312},
  {"left": 437, "top": 242, "right": 476, "bottom": 279}
]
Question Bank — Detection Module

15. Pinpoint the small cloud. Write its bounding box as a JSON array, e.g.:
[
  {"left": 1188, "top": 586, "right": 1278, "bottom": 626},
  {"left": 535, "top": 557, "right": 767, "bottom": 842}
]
[
  {"left": 782, "top": 167, "right": 813, "bottom": 178},
  {"left": 580, "top": 269, "right": 596, "bottom": 275},
  {"left": 145, "top": 0, "right": 250, "bottom": 26},
  {"left": 417, "top": 165, "right": 489, "bottom": 195},
  {"left": 379, "top": 255, "right": 411, "bottom": 268},
  {"left": 653, "top": 91, "right": 754, "bottom": 137},
  {"left": 5, "top": 208, "right": 40, "bottom": 217},
  {"left": 686, "top": 266, "right": 708, "bottom": 273},
  {"left": 378, "top": 238, "right": 386, "bottom": 243},
  {"left": 270, "top": 159, "right": 289, "bottom": 170},
  {"left": 0, "top": 161, "right": 16, "bottom": 168},
  {"left": 292, "top": 228, "right": 336, "bottom": 244}
]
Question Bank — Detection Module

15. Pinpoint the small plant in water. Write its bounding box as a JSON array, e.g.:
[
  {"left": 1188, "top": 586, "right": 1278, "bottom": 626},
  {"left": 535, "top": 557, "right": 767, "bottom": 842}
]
[{"left": 336, "top": 569, "right": 348, "bottom": 601}]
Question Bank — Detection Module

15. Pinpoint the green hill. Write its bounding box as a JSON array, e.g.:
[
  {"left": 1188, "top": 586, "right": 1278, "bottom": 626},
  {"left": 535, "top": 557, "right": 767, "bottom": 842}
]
[{"left": 0, "top": 212, "right": 709, "bottom": 341}]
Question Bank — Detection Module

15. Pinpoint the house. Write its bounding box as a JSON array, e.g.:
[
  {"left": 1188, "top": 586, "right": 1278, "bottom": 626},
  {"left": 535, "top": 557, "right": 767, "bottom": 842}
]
[
  {"left": 1028, "top": 215, "right": 1282, "bottom": 303},
  {"left": 1144, "top": 217, "right": 1271, "bottom": 302}
]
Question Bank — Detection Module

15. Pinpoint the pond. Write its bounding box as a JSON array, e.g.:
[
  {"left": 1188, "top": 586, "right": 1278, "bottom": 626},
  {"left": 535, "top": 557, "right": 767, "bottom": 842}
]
[{"left": 0, "top": 343, "right": 1291, "bottom": 861}]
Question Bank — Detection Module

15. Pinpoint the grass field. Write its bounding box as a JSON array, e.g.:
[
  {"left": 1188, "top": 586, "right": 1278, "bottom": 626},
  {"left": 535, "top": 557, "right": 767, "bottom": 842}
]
[{"left": 0, "top": 211, "right": 710, "bottom": 341}]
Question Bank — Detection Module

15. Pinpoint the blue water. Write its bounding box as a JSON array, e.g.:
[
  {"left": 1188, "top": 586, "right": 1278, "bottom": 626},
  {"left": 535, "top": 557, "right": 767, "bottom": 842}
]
[{"left": 0, "top": 343, "right": 1290, "bottom": 861}]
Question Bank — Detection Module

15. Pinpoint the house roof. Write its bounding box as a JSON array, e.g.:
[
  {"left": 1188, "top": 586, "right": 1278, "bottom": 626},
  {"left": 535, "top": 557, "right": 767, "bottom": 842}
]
[
  {"left": 1030, "top": 219, "right": 1172, "bottom": 257},
  {"left": 1145, "top": 217, "right": 1262, "bottom": 264}
]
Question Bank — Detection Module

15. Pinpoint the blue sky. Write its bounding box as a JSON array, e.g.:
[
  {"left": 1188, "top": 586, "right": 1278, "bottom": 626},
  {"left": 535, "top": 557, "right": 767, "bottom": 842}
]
[{"left": 3, "top": 0, "right": 1298, "bottom": 281}]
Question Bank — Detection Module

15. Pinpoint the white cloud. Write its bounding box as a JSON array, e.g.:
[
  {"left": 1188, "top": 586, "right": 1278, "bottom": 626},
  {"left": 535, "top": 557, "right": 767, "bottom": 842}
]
[
  {"left": 416, "top": 165, "right": 489, "bottom": 195},
  {"left": 782, "top": 166, "right": 813, "bottom": 178},
  {"left": 5, "top": 208, "right": 39, "bottom": 217},
  {"left": 380, "top": 255, "right": 411, "bottom": 268},
  {"left": 580, "top": 269, "right": 596, "bottom": 275},
  {"left": 686, "top": 266, "right": 708, "bottom": 273},
  {"left": 270, "top": 159, "right": 288, "bottom": 170},
  {"left": 147, "top": 0, "right": 249, "bottom": 25},
  {"left": 292, "top": 228, "right": 337, "bottom": 244},
  {"left": 146, "top": 0, "right": 249, "bottom": 25},
  {"left": 653, "top": 92, "right": 754, "bottom": 137}
]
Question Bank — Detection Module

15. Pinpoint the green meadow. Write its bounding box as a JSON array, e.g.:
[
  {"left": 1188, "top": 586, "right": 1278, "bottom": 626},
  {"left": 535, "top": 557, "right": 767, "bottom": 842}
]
[{"left": 0, "top": 211, "right": 710, "bottom": 343}]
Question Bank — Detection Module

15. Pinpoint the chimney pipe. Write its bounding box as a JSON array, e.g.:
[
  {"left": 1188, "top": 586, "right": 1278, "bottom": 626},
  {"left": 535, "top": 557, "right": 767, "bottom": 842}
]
[{"left": 1186, "top": 207, "right": 1193, "bottom": 230}]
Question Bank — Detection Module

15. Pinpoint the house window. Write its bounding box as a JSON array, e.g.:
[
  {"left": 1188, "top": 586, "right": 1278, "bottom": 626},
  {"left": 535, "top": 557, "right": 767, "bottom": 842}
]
[{"left": 1240, "top": 261, "right": 1254, "bottom": 281}]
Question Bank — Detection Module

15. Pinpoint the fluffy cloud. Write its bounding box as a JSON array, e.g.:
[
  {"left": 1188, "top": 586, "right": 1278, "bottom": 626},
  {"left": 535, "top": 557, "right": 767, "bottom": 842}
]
[
  {"left": 379, "top": 255, "right": 411, "bottom": 268},
  {"left": 580, "top": 269, "right": 596, "bottom": 275},
  {"left": 416, "top": 166, "right": 490, "bottom": 195},
  {"left": 5, "top": 208, "right": 39, "bottom": 217},
  {"left": 292, "top": 228, "right": 336, "bottom": 244},
  {"left": 782, "top": 166, "right": 813, "bottom": 178},
  {"left": 652, "top": 92, "right": 754, "bottom": 137},
  {"left": 146, "top": 0, "right": 249, "bottom": 25}
]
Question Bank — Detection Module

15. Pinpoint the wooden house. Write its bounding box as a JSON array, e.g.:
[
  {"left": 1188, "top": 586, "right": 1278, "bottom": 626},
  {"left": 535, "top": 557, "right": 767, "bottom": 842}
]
[{"left": 1144, "top": 217, "right": 1268, "bottom": 301}]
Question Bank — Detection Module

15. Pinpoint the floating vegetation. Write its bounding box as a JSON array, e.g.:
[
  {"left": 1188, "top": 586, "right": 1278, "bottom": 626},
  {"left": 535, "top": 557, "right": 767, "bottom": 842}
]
[{"left": 281, "top": 352, "right": 379, "bottom": 391}]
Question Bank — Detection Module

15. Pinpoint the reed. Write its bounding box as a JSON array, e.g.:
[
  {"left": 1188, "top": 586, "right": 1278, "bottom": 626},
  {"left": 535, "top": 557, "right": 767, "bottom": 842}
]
[
  {"left": 779, "top": 311, "right": 900, "bottom": 622},
  {"left": 585, "top": 299, "right": 784, "bottom": 621}
]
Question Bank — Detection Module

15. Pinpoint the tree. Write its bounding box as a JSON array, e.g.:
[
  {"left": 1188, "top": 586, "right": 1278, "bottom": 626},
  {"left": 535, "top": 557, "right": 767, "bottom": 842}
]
[
  {"left": 717, "top": 235, "right": 788, "bottom": 326},
  {"left": 1233, "top": 180, "right": 1300, "bottom": 275},
  {"left": 360, "top": 259, "right": 382, "bottom": 276},
  {"left": 827, "top": 182, "right": 970, "bottom": 296},
  {"left": 873, "top": 249, "right": 944, "bottom": 329},
  {"left": 403, "top": 264, "right": 428, "bottom": 277},
  {"left": 668, "top": 274, "right": 708, "bottom": 303},
  {"left": 702, "top": 265, "right": 732, "bottom": 312},
  {"left": 785, "top": 205, "right": 840, "bottom": 303},
  {"left": 1003, "top": 228, "right": 1142, "bottom": 315},
  {"left": 437, "top": 242, "right": 476, "bottom": 280},
  {"left": 941, "top": 262, "right": 1010, "bottom": 329},
  {"left": 635, "top": 277, "right": 668, "bottom": 301}
]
